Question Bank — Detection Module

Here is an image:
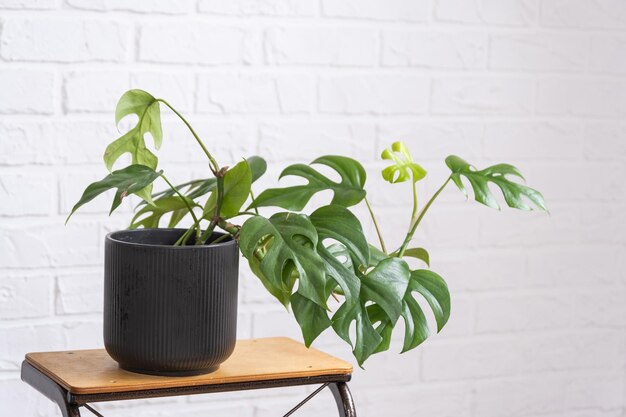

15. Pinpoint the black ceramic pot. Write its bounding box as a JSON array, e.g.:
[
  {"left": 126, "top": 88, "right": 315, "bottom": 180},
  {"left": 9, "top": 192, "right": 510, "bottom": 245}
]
[{"left": 103, "top": 229, "right": 239, "bottom": 376}]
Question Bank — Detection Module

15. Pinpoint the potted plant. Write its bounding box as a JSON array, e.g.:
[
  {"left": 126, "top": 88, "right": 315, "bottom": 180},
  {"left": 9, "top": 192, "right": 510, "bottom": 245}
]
[{"left": 67, "top": 89, "right": 547, "bottom": 375}]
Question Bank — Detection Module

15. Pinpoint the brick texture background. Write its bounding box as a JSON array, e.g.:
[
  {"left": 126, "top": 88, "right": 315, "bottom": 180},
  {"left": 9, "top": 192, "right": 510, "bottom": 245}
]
[{"left": 1, "top": 1, "right": 625, "bottom": 416}]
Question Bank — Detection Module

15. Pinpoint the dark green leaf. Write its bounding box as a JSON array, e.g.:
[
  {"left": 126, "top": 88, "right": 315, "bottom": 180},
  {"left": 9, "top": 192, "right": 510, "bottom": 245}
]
[
  {"left": 291, "top": 292, "right": 331, "bottom": 347},
  {"left": 247, "top": 155, "right": 267, "bottom": 183},
  {"left": 409, "top": 269, "right": 450, "bottom": 332},
  {"left": 381, "top": 141, "right": 426, "bottom": 183},
  {"left": 250, "top": 156, "right": 366, "bottom": 210},
  {"left": 239, "top": 213, "right": 328, "bottom": 308},
  {"left": 445, "top": 155, "right": 548, "bottom": 211},
  {"left": 67, "top": 164, "right": 162, "bottom": 223}
]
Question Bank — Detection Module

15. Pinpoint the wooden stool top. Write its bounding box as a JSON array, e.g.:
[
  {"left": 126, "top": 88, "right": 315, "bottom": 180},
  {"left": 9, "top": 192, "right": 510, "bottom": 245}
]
[{"left": 24, "top": 337, "right": 352, "bottom": 395}]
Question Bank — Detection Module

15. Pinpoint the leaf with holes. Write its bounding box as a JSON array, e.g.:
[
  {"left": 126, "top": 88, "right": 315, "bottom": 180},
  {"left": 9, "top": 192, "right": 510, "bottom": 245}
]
[
  {"left": 446, "top": 155, "right": 548, "bottom": 211},
  {"left": 381, "top": 141, "right": 427, "bottom": 183},
  {"left": 239, "top": 212, "right": 328, "bottom": 308},
  {"left": 249, "top": 156, "right": 366, "bottom": 211},
  {"left": 67, "top": 164, "right": 162, "bottom": 224}
]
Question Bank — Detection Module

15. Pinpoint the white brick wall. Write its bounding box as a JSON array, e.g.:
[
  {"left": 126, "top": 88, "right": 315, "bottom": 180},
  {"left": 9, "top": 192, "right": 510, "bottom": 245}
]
[{"left": 0, "top": 1, "right": 624, "bottom": 416}]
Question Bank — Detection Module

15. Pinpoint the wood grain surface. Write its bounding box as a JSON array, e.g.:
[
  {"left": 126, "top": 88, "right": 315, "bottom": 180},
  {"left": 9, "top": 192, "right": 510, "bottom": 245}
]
[{"left": 25, "top": 337, "right": 353, "bottom": 395}]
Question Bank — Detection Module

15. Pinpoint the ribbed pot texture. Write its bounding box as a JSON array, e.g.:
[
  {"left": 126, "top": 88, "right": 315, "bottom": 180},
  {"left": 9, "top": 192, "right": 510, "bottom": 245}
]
[{"left": 104, "top": 229, "right": 239, "bottom": 376}]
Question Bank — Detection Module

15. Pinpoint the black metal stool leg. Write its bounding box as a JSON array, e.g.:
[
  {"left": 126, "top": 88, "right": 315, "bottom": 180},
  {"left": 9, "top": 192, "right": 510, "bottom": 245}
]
[
  {"left": 21, "top": 361, "right": 81, "bottom": 417},
  {"left": 328, "top": 382, "right": 356, "bottom": 417}
]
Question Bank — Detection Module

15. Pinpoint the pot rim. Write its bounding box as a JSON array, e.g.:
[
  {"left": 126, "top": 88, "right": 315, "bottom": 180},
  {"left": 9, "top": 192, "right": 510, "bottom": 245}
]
[{"left": 105, "top": 228, "right": 237, "bottom": 249}]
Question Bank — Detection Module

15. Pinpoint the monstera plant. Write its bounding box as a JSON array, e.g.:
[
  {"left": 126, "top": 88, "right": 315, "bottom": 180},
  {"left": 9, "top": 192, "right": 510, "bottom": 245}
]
[{"left": 68, "top": 90, "right": 548, "bottom": 367}]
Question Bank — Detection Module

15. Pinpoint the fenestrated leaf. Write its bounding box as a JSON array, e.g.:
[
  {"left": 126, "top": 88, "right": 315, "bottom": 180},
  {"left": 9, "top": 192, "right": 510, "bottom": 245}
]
[
  {"left": 104, "top": 90, "right": 163, "bottom": 203},
  {"left": 445, "top": 155, "right": 548, "bottom": 211},
  {"left": 381, "top": 141, "right": 427, "bottom": 184},
  {"left": 249, "top": 156, "right": 366, "bottom": 211},
  {"left": 368, "top": 268, "right": 450, "bottom": 355},
  {"left": 332, "top": 257, "right": 411, "bottom": 366},
  {"left": 129, "top": 195, "right": 197, "bottom": 229},
  {"left": 67, "top": 164, "right": 162, "bottom": 223},
  {"left": 310, "top": 205, "right": 369, "bottom": 268},
  {"left": 204, "top": 160, "right": 252, "bottom": 219},
  {"left": 291, "top": 292, "right": 332, "bottom": 347},
  {"left": 104, "top": 90, "right": 162, "bottom": 172},
  {"left": 239, "top": 213, "right": 328, "bottom": 308}
]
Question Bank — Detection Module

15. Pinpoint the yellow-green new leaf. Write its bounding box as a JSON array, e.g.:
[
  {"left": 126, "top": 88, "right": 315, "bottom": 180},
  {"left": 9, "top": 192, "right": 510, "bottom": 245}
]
[{"left": 381, "top": 141, "right": 427, "bottom": 184}]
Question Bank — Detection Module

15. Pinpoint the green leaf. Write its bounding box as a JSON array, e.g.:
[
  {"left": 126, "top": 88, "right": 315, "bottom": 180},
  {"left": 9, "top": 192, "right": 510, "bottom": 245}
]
[
  {"left": 381, "top": 141, "right": 427, "bottom": 183},
  {"left": 247, "top": 155, "right": 267, "bottom": 183},
  {"left": 129, "top": 195, "right": 197, "bottom": 229},
  {"left": 398, "top": 247, "right": 430, "bottom": 266},
  {"left": 104, "top": 90, "right": 162, "bottom": 172},
  {"left": 249, "top": 156, "right": 366, "bottom": 211},
  {"left": 67, "top": 164, "right": 162, "bottom": 223},
  {"left": 332, "top": 257, "right": 411, "bottom": 366},
  {"left": 310, "top": 205, "right": 370, "bottom": 268},
  {"left": 239, "top": 213, "right": 328, "bottom": 308},
  {"left": 291, "top": 292, "right": 332, "bottom": 347},
  {"left": 204, "top": 160, "right": 252, "bottom": 219},
  {"left": 445, "top": 155, "right": 548, "bottom": 211},
  {"left": 408, "top": 269, "right": 450, "bottom": 333}
]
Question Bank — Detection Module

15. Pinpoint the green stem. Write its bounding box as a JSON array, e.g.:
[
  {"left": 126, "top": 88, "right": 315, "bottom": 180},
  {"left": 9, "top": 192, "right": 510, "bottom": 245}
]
[
  {"left": 158, "top": 99, "right": 219, "bottom": 173},
  {"left": 397, "top": 176, "right": 451, "bottom": 257},
  {"left": 249, "top": 189, "right": 259, "bottom": 215},
  {"left": 161, "top": 174, "right": 202, "bottom": 245},
  {"left": 365, "top": 197, "right": 387, "bottom": 254},
  {"left": 409, "top": 180, "right": 418, "bottom": 229},
  {"left": 174, "top": 224, "right": 195, "bottom": 246}
]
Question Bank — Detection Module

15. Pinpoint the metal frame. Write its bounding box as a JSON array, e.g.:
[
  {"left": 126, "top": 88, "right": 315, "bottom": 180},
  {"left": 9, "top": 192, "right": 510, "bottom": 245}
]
[{"left": 21, "top": 360, "right": 356, "bottom": 417}]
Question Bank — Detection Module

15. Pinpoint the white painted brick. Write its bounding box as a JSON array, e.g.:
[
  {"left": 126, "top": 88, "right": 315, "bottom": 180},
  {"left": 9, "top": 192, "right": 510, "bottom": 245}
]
[
  {"left": 0, "top": 275, "right": 51, "bottom": 319},
  {"left": 526, "top": 246, "right": 623, "bottom": 287},
  {"left": 490, "top": 33, "right": 588, "bottom": 72},
  {"left": 0, "top": 379, "right": 57, "bottom": 417},
  {"left": 66, "top": 0, "right": 194, "bottom": 14},
  {"left": 527, "top": 330, "right": 625, "bottom": 372},
  {"left": 56, "top": 271, "right": 103, "bottom": 315},
  {"left": 198, "top": 0, "right": 317, "bottom": 16},
  {"left": 258, "top": 122, "right": 375, "bottom": 163},
  {"left": 382, "top": 30, "right": 487, "bottom": 69},
  {"left": 250, "top": 307, "right": 303, "bottom": 340},
  {"left": 590, "top": 34, "right": 626, "bottom": 74},
  {"left": 130, "top": 72, "right": 195, "bottom": 113},
  {"left": 474, "top": 290, "right": 571, "bottom": 334},
  {"left": 565, "top": 373, "right": 626, "bottom": 410},
  {"left": 1, "top": 18, "right": 129, "bottom": 62},
  {"left": 0, "top": 70, "right": 54, "bottom": 114},
  {"left": 45, "top": 121, "right": 117, "bottom": 165},
  {"left": 0, "top": 122, "right": 55, "bottom": 165},
  {"left": 474, "top": 376, "right": 566, "bottom": 417},
  {"left": 322, "top": 0, "right": 429, "bottom": 21},
  {"left": 0, "top": 221, "right": 100, "bottom": 268},
  {"left": 483, "top": 122, "right": 582, "bottom": 159},
  {"left": 319, "top": 75, "right": 429, "bottom": 114},
  {"left": 536, "top": 78, "right": 626, "bottom": 117},
  {"left": 570, "top": 287, "right": 626, "bottom": 328},
  {"left": 541, "top": 0, "right": 626, "bottom": 29},
  {"left": 436, "top": 0, "right": 539, "bottom": 26},
  {"left": 0, "top": 0, "right": 55, "bottom": 9},
  {"left": 0, "top": 172, "right": 56, "bottom": 216},
  {"left": 139, "top": 23, "right": 245, "bottom": 65},
  {"left": 197, "top": 73, "right": 313, "bottom": 114},
  {"left": 584, "top": 123, "right": 626, "bottom": 161},
  {"left": 64, "top": 70, "right": 130, "bottom": 114},
  {"left": 432, "top": 77, "right": 535, "bottom": 115},
  {"left": 0, "top": 324, "right": 65, "bottom": 370},
  {"left": 265, "top": 26, "right": 378, "bottom": 67},
  {"left": 357, "top": 383, "right": 472, "bottom": 417},
  {"left": 421, "top": 337, "right": 525, "bottom": 380}
]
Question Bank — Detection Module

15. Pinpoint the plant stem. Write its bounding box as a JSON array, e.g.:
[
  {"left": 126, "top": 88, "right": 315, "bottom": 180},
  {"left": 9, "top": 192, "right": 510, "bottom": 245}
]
[
  {"left": 174, "top": 224, "right": 195, "bottom": 246},
  {"left": 249, "top": 189, "right": 259, "bottom": 215},
  {"left": 397, "top": 176, "right": 451, "bottom": 257},
  {"left": 158, "top": 99, "right": 219, "bottom": 173},
  {"left": 161, "top": 174, "right": 202, "bottom": 245},
  {"left": 365, "top": 197, "right": 387, "bottom": 254}
]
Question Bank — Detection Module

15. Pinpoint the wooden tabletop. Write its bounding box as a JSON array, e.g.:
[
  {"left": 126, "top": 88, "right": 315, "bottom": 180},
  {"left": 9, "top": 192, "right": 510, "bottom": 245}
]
[{"left": 24, "top": 337, "right": 352, "bottom": 395}]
